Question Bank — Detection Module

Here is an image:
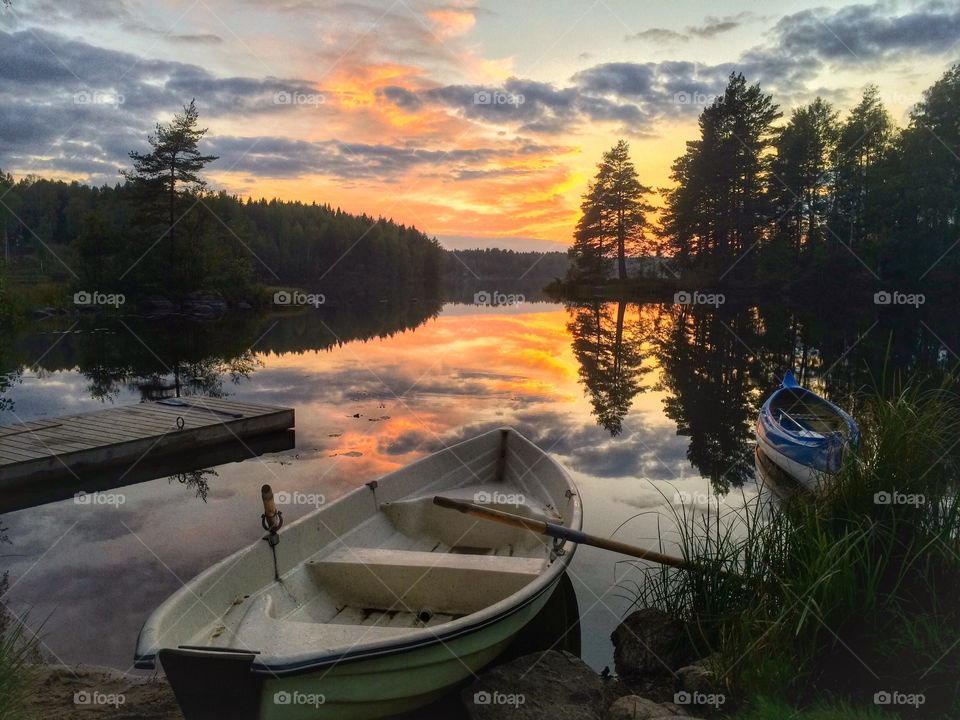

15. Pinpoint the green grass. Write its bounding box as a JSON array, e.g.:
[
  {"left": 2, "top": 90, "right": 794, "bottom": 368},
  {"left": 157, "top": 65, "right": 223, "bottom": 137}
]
[
  {"left": 0, "top": 575, "right": 41, "bottom": 720},
  {"left": 733, "top": 697, "right": 897, "bottom": 720},
  {"left": 628, "top": 374, "right": 960, "bottom": 718}
]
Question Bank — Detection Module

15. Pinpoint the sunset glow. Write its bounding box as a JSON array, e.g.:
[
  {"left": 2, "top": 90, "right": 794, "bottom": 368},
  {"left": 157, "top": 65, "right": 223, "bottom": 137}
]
[{"left": 1, "top": 0, "right": 957, "bottom": 247}]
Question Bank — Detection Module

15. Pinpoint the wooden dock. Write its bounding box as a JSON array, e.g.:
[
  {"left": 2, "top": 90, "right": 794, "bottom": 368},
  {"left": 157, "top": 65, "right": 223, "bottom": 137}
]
[{"left": 0, "top": 397, "right": 295, "bottom": 488}]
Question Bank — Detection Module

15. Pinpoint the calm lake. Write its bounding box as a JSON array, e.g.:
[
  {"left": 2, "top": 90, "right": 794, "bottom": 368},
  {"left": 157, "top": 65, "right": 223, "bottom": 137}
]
[{"left": 0, "top": 297, "right": 953, "bottom": 676}]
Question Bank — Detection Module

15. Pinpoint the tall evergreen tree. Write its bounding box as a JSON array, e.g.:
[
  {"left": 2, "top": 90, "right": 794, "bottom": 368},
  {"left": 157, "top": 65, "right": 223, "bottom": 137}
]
[
  {"left": 662, "top": 73, "right": 781, "bottom": 276},
  {"left": 830, "top": 86, "right": 893, "bottom": 261},
  {"left": 568, "top": 141, "right": 653, "bottom": 282},
  {"left": 887, "top": 65, "right": 960, "bottom": 285},
  {"left": 768, "top": 98, "right": 839, "bottom": 262},
  {"left": 122, "top": 100, "right": 218, "bottom": 295}
]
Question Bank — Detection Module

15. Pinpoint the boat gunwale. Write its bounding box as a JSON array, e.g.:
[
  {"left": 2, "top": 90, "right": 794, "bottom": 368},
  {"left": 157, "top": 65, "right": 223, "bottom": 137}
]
[{"left": 760, "top": 385, "right": 857, "bottom": 447}]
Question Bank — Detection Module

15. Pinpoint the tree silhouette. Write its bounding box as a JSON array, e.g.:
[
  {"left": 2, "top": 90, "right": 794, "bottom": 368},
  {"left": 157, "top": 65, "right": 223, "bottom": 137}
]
[
  {"left": 661, "top": 73, "right": 781, "bottom": 275},
  {"left": 568, "top": 141, "right": 653, "bottom": 282},
  {"left": 122, "top": 99, "right": 219, "bottom": 298}
]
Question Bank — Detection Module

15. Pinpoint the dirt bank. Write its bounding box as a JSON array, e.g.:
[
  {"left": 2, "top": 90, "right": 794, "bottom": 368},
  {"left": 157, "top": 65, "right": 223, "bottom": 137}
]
[{"left": 28, "top": 664, "right": 180, "bottom": 719}]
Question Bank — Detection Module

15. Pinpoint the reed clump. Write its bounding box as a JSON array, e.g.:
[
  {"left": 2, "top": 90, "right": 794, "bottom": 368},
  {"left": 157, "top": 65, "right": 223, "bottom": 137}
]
[{"left": 632, "top": 375, "right": 960, "bottom": 718}]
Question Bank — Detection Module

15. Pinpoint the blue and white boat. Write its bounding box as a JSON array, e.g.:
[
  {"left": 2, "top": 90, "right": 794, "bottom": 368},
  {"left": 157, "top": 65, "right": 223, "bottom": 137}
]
[{"left": 755, "top": 372, "right": 860, "bottom": 488}]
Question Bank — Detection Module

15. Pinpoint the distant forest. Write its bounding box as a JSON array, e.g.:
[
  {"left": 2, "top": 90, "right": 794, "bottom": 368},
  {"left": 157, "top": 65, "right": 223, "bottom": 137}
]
[
  {"left": 566, "top": 63, "right": 960, "bottom": 294},
  {"left": 442, "top": 248, "right": 568, "bottom": 302},
  {"left": 0, "top": 170, "right": 443, "bottom": 303}
]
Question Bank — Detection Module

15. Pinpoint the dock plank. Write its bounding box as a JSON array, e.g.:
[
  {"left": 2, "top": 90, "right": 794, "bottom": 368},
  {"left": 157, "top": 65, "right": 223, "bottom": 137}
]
[{"left": 0, "top": 398, "right": 295, "bottom": 485}]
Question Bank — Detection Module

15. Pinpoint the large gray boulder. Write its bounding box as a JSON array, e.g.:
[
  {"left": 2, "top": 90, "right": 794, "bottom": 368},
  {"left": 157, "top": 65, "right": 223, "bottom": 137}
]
[
  {"left": 611, "top": 608, "right": 694, "bottom": 684},
  {"left": 462, "top": 650, "right": 606, "bottom": 720},
  {"left": 605, "top": 694, "right": 700, "bottom": 719}
]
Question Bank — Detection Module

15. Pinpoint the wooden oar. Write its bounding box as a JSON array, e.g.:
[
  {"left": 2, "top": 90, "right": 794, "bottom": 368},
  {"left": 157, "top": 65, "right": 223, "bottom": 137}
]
[{"left": 433, "top": 496, "right": 691, "bottom": 570}]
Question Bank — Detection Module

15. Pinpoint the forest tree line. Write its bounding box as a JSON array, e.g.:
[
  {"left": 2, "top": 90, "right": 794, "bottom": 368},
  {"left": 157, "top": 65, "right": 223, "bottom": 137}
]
[
  {"left": 0, "top": 102, "right": 443, "bottom": 306},
  {"left": 568, "top": 63, "right": 960, "bottom": 293}
]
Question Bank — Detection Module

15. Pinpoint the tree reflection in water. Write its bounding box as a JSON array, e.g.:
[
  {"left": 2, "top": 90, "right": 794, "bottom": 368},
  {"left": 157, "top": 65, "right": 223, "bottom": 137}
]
[
  {"left": 169, "top": 468, "right": 218, "bottom": 503},
  {"left": 567, "top": 299, "right": 958, "bottom": 493}
]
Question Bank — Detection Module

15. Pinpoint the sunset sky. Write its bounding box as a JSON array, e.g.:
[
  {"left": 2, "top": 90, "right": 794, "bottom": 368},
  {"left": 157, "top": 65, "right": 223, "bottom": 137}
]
[{"left": 2, "top": 0, "right": 958, "bottom": 250}]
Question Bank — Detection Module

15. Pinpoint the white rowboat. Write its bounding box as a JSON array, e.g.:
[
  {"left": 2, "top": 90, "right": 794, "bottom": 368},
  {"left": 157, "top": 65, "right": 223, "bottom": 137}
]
[{"left": 135, "top": 427, "right": 581, "bottom": 720}]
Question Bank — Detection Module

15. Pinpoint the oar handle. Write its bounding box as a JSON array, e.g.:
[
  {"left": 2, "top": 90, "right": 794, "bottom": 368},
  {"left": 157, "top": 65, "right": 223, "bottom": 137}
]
[{"left": 432, "top": 496, "right": 690, "bottom": 570}]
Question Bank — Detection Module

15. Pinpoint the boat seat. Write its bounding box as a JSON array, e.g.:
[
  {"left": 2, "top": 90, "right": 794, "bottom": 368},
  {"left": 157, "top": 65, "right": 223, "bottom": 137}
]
[{"left": 307, "top": 548, "right": 546, "bottom": 616}]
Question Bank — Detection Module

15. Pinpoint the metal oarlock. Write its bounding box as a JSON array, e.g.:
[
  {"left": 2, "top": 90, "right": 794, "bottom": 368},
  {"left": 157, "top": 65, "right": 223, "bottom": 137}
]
[{"left": 261, "top": 484, "right": 284, "bottom": 547}]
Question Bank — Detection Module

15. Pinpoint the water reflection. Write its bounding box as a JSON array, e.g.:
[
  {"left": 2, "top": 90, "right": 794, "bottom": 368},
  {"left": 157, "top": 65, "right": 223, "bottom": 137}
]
[
  {"left": 567, "top": 302, "right": 650, "bottom": 436},
  {"left": 168, "top": 468, "right": 217, "bottom": 503},
  {"left": 565, "top": 300, "right": 958, "bottom": 492},
  {"left": 0, "top": 297, "right": 956, "bottom": 676}
]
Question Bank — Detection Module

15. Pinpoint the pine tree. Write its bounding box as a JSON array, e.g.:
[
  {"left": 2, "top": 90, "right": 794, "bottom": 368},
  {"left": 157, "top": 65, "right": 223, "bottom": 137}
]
[
  {"left": 568, "top": 140, "right": 653, "bottom": 282},
  {"left": 122, "top": 100, "right": 218, "bottom": 295},
  {"left": 768, "top": 98, "right": 839, "bottom": 261},
  {"left": 662, "top": 73, "right": 780, "bottom": 276}
]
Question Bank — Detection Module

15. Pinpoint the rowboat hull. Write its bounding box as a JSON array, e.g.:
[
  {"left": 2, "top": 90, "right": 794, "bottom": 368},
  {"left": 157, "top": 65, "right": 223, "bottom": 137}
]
[
  {"left": 755, "top": 433, "right": 820, "bottom": 489},
  {"left": 136, "top": 427, "right": 581, "bottom": 720},
  {"left": 259, "top": 579, "right": 557, "bottom": 719},
  {"left": 755, "top": 372, "right": 859, "bottom": 489}
]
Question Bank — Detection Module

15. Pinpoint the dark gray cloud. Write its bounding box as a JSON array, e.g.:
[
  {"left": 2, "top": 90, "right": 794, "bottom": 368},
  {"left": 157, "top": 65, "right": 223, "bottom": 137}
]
[
  {"left": 626, "top": 12, "right": 753, "bottom": 43},
  {"left": 205, "top": 135, "right": 566, "bottom": 181},
  {"left": 773, "top": 1, "right": 960, "bottom": 63},
  {"left": 379, "top": 75, "right": 653, "bottom": 136},
  {"left": 0, "top": 0, "right": 224, "bottom": 44},
  {"left": 0, "top": 29, "right": 325, "bottom": 182}
]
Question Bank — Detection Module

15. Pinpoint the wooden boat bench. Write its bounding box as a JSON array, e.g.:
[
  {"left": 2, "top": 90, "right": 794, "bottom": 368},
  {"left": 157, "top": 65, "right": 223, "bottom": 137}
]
[{"left": 308, "top": 547, "right": 546, "bottom": 616}]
